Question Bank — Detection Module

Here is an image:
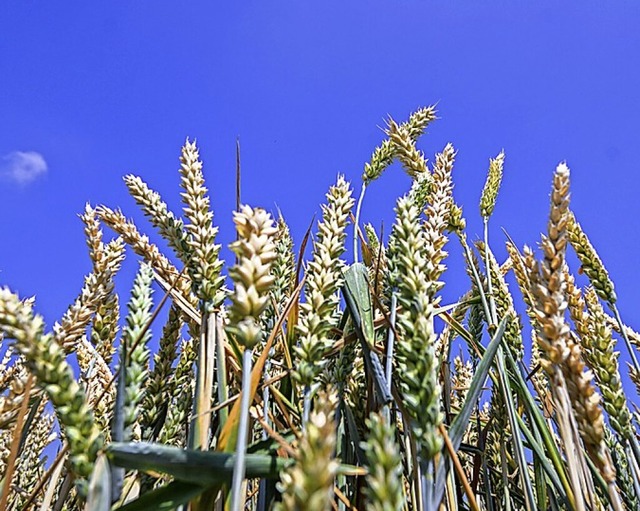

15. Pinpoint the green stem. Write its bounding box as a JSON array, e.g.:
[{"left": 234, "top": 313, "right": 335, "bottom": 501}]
[
  {"left": 230, "top": 348, "right": 253, "bottom": 511},
  {"left": 353, "top": 183, "right": 367, "bottom": 264},
  {"left": 610, "top": 304, "right": 640, "bottom": 375}
]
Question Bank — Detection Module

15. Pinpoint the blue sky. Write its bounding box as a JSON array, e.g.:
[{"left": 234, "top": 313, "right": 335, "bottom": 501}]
[{"left": 1, "top": 2, "right": 639, "bottom": 368}]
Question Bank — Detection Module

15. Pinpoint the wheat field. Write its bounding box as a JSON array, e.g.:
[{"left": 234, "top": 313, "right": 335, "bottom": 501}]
[{"left": 1, "top": 106, "right": 639, "bottom": 511}]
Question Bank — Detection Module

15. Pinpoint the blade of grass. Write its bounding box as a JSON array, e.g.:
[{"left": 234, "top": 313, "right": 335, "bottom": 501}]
[
  {"left": 495, "top": 347, "right": 536, "bottom": 511},
  {"left": 216, "top": 314, "right": 229, "bottom": 429},
  {"left": 517, "top": 414, "right": 565, "bottom": 498},
  {"left": 431, "top": 317, "right": 506, "bottom": 509},
  {"left": 114, "top": 481, "right": 208, "bottom": 511},
  {"left": 503, "top": 348, "right": 575, "bottom": 508},
  {"left": 438, "top": 423, "right": 480, "bottom": 511}
]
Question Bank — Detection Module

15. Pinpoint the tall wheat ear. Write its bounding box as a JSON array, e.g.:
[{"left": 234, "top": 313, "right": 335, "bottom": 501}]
[
  {"left": 525, "top": 164, "right": 617, "bottom": 503},
  {"left": 178, "top": 139, "right": 225, "bottom": 309},
  {"left": 387, "top": 143, "right": 454, "bottom": 462},
  {"left": 293, "top": 176, "right": 354, "bottom": 395}
]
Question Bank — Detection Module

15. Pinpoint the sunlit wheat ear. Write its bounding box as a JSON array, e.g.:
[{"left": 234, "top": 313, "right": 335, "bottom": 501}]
[
  {"left": 96, "top": 206, "right": 195, "bottom": 302},
  {"left": 604, "top": 316, "right": 640, "bottom": 351},
  {"left": 0, "top": 429, "right": 9, "bottom": 480},
  {"left": 386, "top": 117, "right": 428, "bottom": 178},
  {"left": 294, "top": 176, "right": 354, "bottom": 388},
  {"left": 77, "top": 336, "right": 114, "bottom": 435},
  {"left": 54, "top": 273, "right": 106, "bottom": 352},
  {"left": 80, "top": 203, "right": 106, "bottom": 271},
  {"left": 273, "top": 216, "right": 295, "bottom": 306},
  {"left": 275, "top": 390, "right": 339, "bottom": 511},
  {"left": 506, "top": 242, "right": 552, "bottom": 398},
  {"left": 140, "top": 304, "right": 182, "bottom": 441},
  {"left": 80, "top": 220, "right": 120, "bottom": 399},
  {"left": 227, "top": 205, "right": 278, "bottom": 349},
  {"left": 525, "top": 164, "right": 571, "bottom": 371},
  {"left": 89, "top": 239, "right": 123, "bottom": 366},
  {"left": 505, "top": 242, "right": 535, "bottom": 316},
  {"left": 362, "top": 105, "right": 437, "bottom": 183},
  {"left": 451, "top": 356, "right": 474, "bottom": 411},
  {"left": 387, "top": 195, "right": 443, "bottom": 459},
  {"left": 579, "top": 286, "right": 633, "bottom": 440},
  {"left": 423, "top": 143, "right": 454, "bottom": 297},
  {"left": 227, "top": 205, "right": 278, "bottom": 509},
  {"left": 527, "top": 164, "right": 616, "bottom": 485},
  {"left": 124, "top": 174, "right": 192, "bottom": 263},
  {"left": 628, "top": 366, "right": 640, "bottom": 396},
  {"left": 407, "top": 169, "right": 431, "bottom": 212},
  {"left": 386, "top": 147, "right": 453, "bottom": 459},
  {"left": 567, "top": 212, "right": 617, "bottom": 304},
  {"left": 0, "top": 288, "right": 102, "bottom": 492},
  {"left": 0, "top": 348, "right": 16, "bottom": 389},
  {"left": 178, "top": 139, "right": 225, "bottom": 310},
  {"left": 479, "top": 151, "right": 505, "bottom": 219},
  {"left": 119, "top": 262, "right": 154, "bottom": 442},
  {"left": 362, "top": 411, "right": 405, "bottom": 511},
  {"left": 54, "top": 236, "right": 124, "bottom": 354}
]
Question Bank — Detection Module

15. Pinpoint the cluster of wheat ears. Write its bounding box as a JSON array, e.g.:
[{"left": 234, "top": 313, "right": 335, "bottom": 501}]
[{"left": 1, "top": 106, "right": 639, "bottom": 511}]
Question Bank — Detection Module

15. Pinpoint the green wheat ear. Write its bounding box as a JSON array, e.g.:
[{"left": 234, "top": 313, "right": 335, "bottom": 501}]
[
  {"left": 119, "top": 261, "right": 154, "bottom": 442},
  {"left": 362, "top": 412, "right": 405, "bottom": 511},
  {"left": 275, "top": 390, "right": 339, "bottom": 511},
  {"left": 0, "top": 288, "right": 103, "bottom": 493},
  {"left": 480, "top": 150, "right": 505, "bottom": 219},
  {"left": 363, "top": 105, "right": 436, "bottom": 183},
  {"left": 567, "top": 211, "right": 617, "bottom": 304}
]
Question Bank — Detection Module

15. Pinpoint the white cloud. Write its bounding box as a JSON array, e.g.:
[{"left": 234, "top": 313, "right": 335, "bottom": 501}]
[{"left": 0, "top": 151, "right": 48, "bottom": 185}]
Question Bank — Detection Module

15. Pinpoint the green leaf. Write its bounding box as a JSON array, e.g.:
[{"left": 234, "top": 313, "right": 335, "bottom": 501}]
[
  {"left": 448, "top": 316, "right": 507, "bottom": 447},
  {"left": 86, "top": 454, "right": 112, "bottom": 511},
  {"left": 431, "top": 316, "right": 506, "bottom": 508},
  {"left": 107, "top": 442, "right": 291, "bottom": 486},
  {"left": 342, "top": 263, "right": 392, "bottom": 404},
  {"left": 114, "top": 480, "right": 207, "bottom": 511}
]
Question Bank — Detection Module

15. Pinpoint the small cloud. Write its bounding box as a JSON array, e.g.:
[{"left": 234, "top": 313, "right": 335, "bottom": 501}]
[{"left": 0, "top": 151, "right": 48, "bottom": 185}]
